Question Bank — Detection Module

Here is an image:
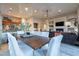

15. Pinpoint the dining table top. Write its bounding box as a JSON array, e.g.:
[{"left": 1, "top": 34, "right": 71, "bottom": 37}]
[{"left": 20, "top": 35, "right": 49, "bottom": 50}]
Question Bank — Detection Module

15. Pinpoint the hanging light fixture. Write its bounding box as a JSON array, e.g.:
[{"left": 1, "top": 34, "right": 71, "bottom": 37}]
[{"left": 44, "top": 9, "right": 53, "bottom": 19}]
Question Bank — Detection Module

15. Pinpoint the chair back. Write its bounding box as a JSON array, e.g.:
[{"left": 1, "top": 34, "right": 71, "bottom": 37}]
[
  {"left": 31, "top": 31, "right": 49, "bottom": 38},
  {"left": 47, "top": 35, "right": 63, "bottom": 56},
  {"left": 30, "top": 31, "right": 42, "bottom": 36},
  {"left": 7, "top": 33, "right": 24, "bottom": 56},
  {"left": 41, "top": 32, "right": 49, "bottom": 38},
  {"left": 17, "top": 31, "right": 24, "bottom": 35},
  {"left": 2, "top": 33, "right": 8, "bottom": 43}
]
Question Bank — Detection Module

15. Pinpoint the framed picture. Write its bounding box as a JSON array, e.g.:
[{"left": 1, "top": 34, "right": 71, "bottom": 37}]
[{"left": 34, "top": 23, "right": 38, "bottom": 28}]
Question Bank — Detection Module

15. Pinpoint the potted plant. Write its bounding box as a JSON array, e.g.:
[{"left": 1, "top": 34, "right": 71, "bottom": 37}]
[
  {"left": 25, "top": 22, "right": 31, "bottom": 35},
  {"left": 20, "top": 22, "right": 31, "bottom": 35},
  {"left": 20, "top": 23, "right": 25, "bottom": 31}
]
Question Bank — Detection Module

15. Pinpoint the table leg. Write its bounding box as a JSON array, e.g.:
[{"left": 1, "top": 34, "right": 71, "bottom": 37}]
[
  {"left": 33, "top": 49, "right": 34, "bottom": 56},
  {"left": 33, "top": 49, "right": 37, "bottom": 56}
]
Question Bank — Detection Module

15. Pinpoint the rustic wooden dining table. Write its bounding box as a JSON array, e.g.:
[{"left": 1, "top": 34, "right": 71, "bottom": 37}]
[
  {"left": 20, "top": 35, "right": 49, "bottom": 55},
  {"left": 20, "top": 35, "right": 49, "bottom": 50}
]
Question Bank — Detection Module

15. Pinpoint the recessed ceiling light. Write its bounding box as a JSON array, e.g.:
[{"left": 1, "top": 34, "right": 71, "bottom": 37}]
[
  {"left": 9, "top": 8, "right": 12, "bottom": 10},
  {"left": 25, "top": 8, "right": 28, "bottom": 11},
  {"left": 34, "top": 10, "right": 37, "bottom": 13},
  {"left": 58, "top": 9, "right": 62, "bottom": 13}
]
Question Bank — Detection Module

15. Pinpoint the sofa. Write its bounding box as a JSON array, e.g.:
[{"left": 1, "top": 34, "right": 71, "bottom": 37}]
[
  {"left": 61, "top": 32, "right": 78, "bottom": 45},
  {"left": 49, "top": 32, "right": 78, "bottom": 45}
]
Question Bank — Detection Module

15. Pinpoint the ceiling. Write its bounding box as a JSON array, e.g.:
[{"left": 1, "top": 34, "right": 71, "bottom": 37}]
[{"left": 0, "top": 3, "right": 79, "bottom": 19}]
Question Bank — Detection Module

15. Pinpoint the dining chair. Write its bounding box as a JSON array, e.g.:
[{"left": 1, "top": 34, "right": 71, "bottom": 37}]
[
  {"left": 7, "top": 33, "right": 24, "bottom": 56},
  {"left": 30, "top": 31, "right": 42, "bottom": 36},
  {"left": 34, "top": 34, "right": 63, "bottom": 56},
  {"left": 47, "top": 34, "right": 63, "bottom": 56},
  {"left": 40, "top": 32, "right": 49, "bottom": 50},
  {"left": 17, "top": 40, "right": 34, "bottom": 56},
  {"left": 7, "top": 33, "right": 33, "bottom": 56},
  {"left": 2, "top": 33, "right": 8, "bottom": 43},
  {"left": 41, "top": 32, "right": 49, "bottom": 38},
  {"left": 30, "top": 31, "right": 35, "bottom": 34},
  {"left": 17, "top": 31, "right": 24, "bottom": 35}
]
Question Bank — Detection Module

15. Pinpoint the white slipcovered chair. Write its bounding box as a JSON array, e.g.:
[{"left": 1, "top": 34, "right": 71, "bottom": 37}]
[
  {"left": 2, "top": 33, "right": 8, "bottom": 43},
  {"left": 30, "top": 31, "right": 35, "bottom": 34},
  {"left": 7, "top": 33, "right": 24, "bottom": 56},
  {"left": 47, "top": 35, "right": 63, "bottom": 56},
  {"left": 40, "top": 32, "right": 49, "bottom": 50},
  {"left": 17, "top": 40, "right": 34, "bottom": 56},
  {"left": 7, "top": 33, "right": 33, "bottom": 56},
  {"left": 31, "top": 31, "right": 49, "bottom": 38},
  {"left": 41, "top": 32, "right": 49, "bottom": 38},
  {"left": 34, "top": 35, "right": 63, "bottom": 56},
  {"left": 17, "top": 31, "right": 24, "bottom": 35},
  {"left": 30, "top": 31, "right": 42, "bottom": 36}
]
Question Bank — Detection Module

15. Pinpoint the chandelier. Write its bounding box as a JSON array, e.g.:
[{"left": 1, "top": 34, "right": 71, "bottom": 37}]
[{"left": 43, "top": 9, "right": 53, "bottom": 20}]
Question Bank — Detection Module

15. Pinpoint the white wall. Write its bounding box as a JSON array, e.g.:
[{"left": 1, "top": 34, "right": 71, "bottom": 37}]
[
  {"left": 30, "top": 13, "right": 78, "bottom": 32},
  {"left": 29, "top": 18, "right": 45, "bottom": 31}
]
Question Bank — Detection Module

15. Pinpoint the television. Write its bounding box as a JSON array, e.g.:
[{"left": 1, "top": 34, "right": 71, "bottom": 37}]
[{"left": 55, "top": 21, "right": 64, "bottom": 26}]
